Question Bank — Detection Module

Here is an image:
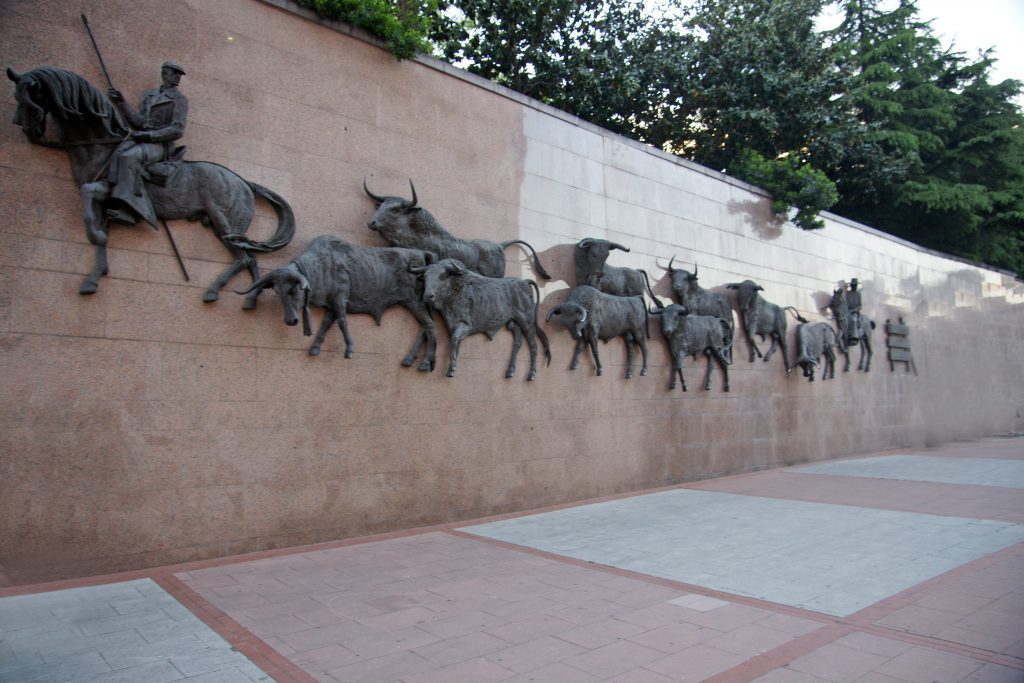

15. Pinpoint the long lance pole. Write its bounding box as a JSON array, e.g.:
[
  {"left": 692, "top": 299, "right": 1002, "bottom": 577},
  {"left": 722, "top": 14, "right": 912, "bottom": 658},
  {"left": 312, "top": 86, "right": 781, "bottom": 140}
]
[
  {"left": 80, "top": 15, "right": 114, "bottom": 90},
  {"left": 81, "top": 14, "right": 191, "bottom": 282}
]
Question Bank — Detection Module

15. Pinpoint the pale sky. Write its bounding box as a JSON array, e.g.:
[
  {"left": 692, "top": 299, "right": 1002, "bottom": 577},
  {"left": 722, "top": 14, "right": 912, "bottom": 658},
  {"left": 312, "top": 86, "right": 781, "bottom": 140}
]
[{"left": 820, "top": 0, "right": 1024, "bottom": 90}]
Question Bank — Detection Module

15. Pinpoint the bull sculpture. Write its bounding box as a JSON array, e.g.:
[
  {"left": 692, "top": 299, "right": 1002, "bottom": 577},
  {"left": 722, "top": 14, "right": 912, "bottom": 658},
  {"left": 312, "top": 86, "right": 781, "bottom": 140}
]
[
  {"left": 726, "top": 280, "right": 808, "bottom": 373},
  {"left": 573, "top": 238, "right": 661, "bottom": 307},
  {"left": 364, "top": 180, "right": 551, "bottom": 280},
  {"left": 660, "top": 258, "right": 734, "bottom": 353},
  {"left": 545, "top": 285, "right": 649, "bottom": 379},
  {"left": 238, "top": 236, "right": 437, "bottom": 371},
  {"left": 410, "top": 258, "right": 551, "bottom": 380},
  {"left": 793, "top": 322, "right": 841, "bottom": 381},
  {"left": 651, "top": 304, "right": 732, "bottom": 392}
]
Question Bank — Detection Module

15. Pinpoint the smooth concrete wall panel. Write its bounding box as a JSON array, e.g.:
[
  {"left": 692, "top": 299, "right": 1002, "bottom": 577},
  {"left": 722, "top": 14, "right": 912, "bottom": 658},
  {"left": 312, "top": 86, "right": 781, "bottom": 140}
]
[{"left": 1, "top": 0, "right": 1022, "bottom": 584}]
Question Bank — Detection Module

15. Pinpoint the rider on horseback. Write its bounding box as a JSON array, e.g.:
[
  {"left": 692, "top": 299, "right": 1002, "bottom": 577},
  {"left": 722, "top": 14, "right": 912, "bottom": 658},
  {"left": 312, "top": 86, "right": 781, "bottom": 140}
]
[
  {"left": 845, "top": 278, "right": 863, "bottom": 346},
  {"left": 105, "top": 61, "right": 188, "bottom": 227}
]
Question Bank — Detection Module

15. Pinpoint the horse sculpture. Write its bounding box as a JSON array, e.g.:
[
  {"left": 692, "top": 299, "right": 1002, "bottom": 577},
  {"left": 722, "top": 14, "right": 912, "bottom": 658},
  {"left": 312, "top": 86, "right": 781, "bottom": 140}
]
[
  {"left": 829, "top": 286, "right": 875, "bottom": 372},
  {"left": 7, "top": 66, "right": 294, "bottom": 304}
]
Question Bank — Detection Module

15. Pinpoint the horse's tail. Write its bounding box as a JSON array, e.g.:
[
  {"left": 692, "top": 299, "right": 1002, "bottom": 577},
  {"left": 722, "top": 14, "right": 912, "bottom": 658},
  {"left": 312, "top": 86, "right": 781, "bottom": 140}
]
[
  {"left": 225, "top": 183, "right": 296, "bottom": 252},
  {"left": 501, "top": 239, "right": 551, "bottom": 280}
]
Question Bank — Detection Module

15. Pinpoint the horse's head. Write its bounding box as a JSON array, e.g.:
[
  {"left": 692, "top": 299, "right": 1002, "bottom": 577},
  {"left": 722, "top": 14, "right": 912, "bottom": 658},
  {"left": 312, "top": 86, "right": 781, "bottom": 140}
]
[{"left": 7, "top": 68, "right": 47, "bottom": 142}]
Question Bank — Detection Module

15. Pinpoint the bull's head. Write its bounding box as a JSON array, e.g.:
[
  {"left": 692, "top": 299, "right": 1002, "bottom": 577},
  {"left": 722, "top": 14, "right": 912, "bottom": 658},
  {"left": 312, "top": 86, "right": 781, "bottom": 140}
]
[
  {"left": 726, "top": 280, "right": 762, "bottom": 311},
  {"left": 7, "top": 68, "right": 47, "bottom": 142},
  {"left": 237, "top": 266, "right": 312, "bottom": 336},
  {"left": 410, "top": 258, "right": 466, "bottom": 306},
  {"left": 575, "top": 238, "right": 628, "bottom": 275},
  {"left": 659, "top": 256, "right": 699, "bottom": 300},
  {"left": 545, "top": 301, "right": 588, "bottom": 340},
  {"left": 651, "top": 302, "right": 688, "bottom": 337},
  {"left": 364, "top": 178, "right": 426, "bottom": 241}
]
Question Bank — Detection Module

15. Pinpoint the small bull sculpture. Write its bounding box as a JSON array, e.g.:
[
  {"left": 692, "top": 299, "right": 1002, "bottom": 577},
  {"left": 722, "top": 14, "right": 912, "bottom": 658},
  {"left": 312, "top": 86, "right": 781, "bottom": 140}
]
[
  {"left": 365, "top": 179, "right": 551, "bottom": 279},
  {"left": 726, "top": 279, "right": 808, "bottom": 373},
  {"left": 410, "top": 258, "right": 551, "bottom": 380},
  {"left": 793, "top": 322, "right": 840, "bottom": 381},
  {"left": 239, "top": 235, "right": 436, "bottom": 370},
  {"left": 660, "top": 258, "right": 733, "bottom": 350},
  {"left": 574, "top": 238, "right": 661, "bottom": 307},
  {"left": 651, "top": 303, "right": 732, "bottom": 392},
  {"left": 545, "top": 285, "right": 649, "bottom": 379}
]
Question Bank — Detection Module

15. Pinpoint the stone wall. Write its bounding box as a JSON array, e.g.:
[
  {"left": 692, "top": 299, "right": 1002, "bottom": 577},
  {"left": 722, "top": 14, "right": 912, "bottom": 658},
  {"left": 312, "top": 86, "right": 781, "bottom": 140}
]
[{"left": 1, "top": 0, "right": 1022, "bottom": 585}]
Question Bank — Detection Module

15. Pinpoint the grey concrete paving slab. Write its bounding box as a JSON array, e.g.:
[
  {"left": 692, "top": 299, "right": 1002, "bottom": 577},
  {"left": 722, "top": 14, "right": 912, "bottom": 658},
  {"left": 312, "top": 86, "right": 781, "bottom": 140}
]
[
  {"left": 460, "top": 489, "right": 1024, "bottom": 616},
  {"left": 0, "top": 578, "right": 272, "bottom": 682},
  {"left": 795, "top": 455, "right": 1024, "bottom": 488}
]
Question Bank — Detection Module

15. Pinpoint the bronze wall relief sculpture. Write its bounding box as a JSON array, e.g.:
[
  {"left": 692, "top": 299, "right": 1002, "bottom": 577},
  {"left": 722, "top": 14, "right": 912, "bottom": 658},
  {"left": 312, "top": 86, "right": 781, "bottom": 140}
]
[
  {"left": 237, "top": 236, "right": 438, "bottom": 371},
  {"left": 7, "top": 65, "right": 295, "bottom": 303},
  {"left": 409, "top": 259, "right": 551, "bottom": 380},
  {"left": 726, "top": 280, "right": 808, "bottom": 374},
  {"left": 364, "top": 180, "right": 550, "bottom": 279},
  {"left": 545, "top": 285, "right": 649, "bottom": 379},
  {"left": 573, "top": 238, "right": 661, "bottom": 306},
  {"left": 650, "top": 304, "right": 732, "bottom": 391},
  {"left": 829, "top": 279, "right": 876, "bottom": 372}
]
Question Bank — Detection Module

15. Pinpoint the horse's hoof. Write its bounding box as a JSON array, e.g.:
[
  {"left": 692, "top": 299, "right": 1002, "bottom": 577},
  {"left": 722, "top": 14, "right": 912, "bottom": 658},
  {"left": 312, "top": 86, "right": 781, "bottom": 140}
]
[
  {"left": 79, "top": 281, "right": 98, "bottom": 295},
  {"left": 203, "top": 291, "right": 219, "bottom": 303},
  {"left": 241, "top": 298, "right": 257, "bottom": 310},
  {"left": 446, "top": 369, "right": 455, "bottom": 378}
]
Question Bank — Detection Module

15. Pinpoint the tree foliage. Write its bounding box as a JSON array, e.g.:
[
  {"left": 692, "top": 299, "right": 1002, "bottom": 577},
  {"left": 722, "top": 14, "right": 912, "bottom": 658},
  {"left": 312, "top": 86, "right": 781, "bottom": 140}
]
[
  {"left": 296, "top": 0, "right": 438, "bottom": 59},
  {"left": 428, "top": 0, "right": 1023, "bottom": 273}
]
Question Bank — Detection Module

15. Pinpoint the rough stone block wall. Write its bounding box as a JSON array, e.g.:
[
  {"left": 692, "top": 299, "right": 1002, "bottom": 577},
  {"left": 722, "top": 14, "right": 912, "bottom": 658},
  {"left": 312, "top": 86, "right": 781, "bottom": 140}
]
[{"left": 1, "top": 0, "right": 1022, "bottom": 585}]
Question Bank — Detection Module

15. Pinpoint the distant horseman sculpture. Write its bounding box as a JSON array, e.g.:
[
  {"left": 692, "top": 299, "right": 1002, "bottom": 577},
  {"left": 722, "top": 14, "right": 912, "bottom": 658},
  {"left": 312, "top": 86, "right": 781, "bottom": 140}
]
[
  {"left": 829, "top": 278, "right": 875, "bottom": 372},
  {"left": 7, "top": 56, "right": 294, "bottom": 302}
]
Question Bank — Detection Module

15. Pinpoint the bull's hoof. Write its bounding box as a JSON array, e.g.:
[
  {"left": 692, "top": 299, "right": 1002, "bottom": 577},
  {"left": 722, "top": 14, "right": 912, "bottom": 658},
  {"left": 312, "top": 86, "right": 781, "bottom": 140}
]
[
  {"left": 203, "top": 291, "right": 219, "bottom": 303},
  {"left": 569, "top": 362, "right": 579, "bottom": 370},
  {"left": 595, "top": 368, "right": 603, "bottom": 377},
  {"left": 416, "top": 361, "right": 432, "bottom": 372},
  {"left": 401, "top": 356, "right": 415, "bottom": 367},
  {"left": 446, "top": 368, "right": 455, "bottom": 378},
  {"left": 241, "top": 297, "right": 258, "bottom": 311},
  {"left": 723, "top": 385, "right": 730, "bottom": 392},
  {"left": 625, "top": 373, "right": 633, "bottom": 380},
  {"left": 344, "top": 350, "right": 353, "bottom": 359},
  {"left": 640, "top": 369, "right": 648, "bottom": 376},
  {"left": 308, "top": 346, "right": 321, "bottom": 356},
  {"left": 505, "top": 370, "right": 515, "bottom": 379},
  {"left": 79, "top": 280, "right": 99, "bottom": 295}
]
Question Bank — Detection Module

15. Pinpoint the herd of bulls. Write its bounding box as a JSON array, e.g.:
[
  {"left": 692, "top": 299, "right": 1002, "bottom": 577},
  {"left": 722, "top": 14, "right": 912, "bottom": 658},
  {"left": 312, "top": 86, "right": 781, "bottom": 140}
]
[{"left": 246, "top": 181, "right": 869, "bottom": 390}]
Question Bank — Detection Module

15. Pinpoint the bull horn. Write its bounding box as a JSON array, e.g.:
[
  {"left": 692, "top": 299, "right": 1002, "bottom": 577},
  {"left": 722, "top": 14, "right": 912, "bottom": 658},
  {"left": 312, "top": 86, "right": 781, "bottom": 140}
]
[
  {"left": 649, "top": 306, "right": 664, "bottom": 315},
  {"left": 544, "top": 304, "right": 562, "bottom": 322},
  {"left": 578, "top": 238, "right": 594, "bottom": 249},
  {"left": 609, "top": 242, "right": 630, "bottom": 252},
  {"left": 660, "top": 255, "right": 676, "bottom": 273},
  {"left": 7, "top": 68, "right": 20, "bottom": 83},
  {"left": 403, "top": 179, "right": 418, "bottom": 209},
  {"left": 693, "top": 262, "right": 699, "bottom": 279},
  {"left": 408, "top": 263, "right": 428, "bottom": 274},
  {"left": 424, "top": 250, "right": 437, "bottom": 265},
  {"left": 447, "top": 260, "right": 466, "bottom": 276},
  {"left": 235, "top": 271, "right": 276, "bottom": 295},
  {"left": 363, "top": 177, "right": 387, "bottom": 204}
]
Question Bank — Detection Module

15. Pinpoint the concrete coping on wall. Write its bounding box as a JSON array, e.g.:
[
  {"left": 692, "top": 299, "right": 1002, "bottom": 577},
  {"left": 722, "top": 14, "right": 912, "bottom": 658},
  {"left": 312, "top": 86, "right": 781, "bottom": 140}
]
[{"left": 259, "top": 0, "right": 1021, "bottom": 282}]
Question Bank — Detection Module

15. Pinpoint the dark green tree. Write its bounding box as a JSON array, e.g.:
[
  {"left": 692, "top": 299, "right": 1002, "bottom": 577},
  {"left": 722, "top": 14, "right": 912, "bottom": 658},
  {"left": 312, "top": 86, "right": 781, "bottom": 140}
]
[
  {"left": 295, "top": 0, "right": 439, "bottom": 59},
  {"left": 431, "top": 0, "right": 688, "bottom": 142},
  {"left": 666, "top": 0, "right": 849, "bottom": 229},
  {"left": 828, "top": 0, "right": 1024, "bottom": 274}
]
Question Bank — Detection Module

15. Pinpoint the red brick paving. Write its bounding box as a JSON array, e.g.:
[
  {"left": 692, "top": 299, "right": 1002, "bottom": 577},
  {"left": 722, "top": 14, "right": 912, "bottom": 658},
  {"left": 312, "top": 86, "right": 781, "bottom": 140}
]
[{"left": 3, "top": 438, "right": 1023, "bottom": 682}]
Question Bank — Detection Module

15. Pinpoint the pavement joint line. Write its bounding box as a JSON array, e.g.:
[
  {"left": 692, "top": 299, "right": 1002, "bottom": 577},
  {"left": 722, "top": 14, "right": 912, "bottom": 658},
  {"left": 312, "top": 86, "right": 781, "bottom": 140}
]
[
  {"left": 702, "top": 622, "right": 852, "bottom": 683},
  {"left": 154, "top": 573, "right": 319, "bottom": 683},
  {"left": 444, "top": 529, "right": 1024, "bottom": 672}
]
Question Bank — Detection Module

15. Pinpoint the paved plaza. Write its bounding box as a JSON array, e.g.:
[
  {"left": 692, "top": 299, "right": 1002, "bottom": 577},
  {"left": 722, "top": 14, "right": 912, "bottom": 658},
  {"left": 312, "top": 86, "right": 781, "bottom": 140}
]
[{"left": 2, "top": 438, "right": 1023, "bottom": 682}]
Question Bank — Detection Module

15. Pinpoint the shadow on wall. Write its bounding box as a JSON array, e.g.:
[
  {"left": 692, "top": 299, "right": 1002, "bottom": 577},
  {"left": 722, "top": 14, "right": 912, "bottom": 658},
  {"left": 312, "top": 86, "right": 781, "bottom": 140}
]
[{"left": 728, "top": 197, "right": 787, "bottom": 241}]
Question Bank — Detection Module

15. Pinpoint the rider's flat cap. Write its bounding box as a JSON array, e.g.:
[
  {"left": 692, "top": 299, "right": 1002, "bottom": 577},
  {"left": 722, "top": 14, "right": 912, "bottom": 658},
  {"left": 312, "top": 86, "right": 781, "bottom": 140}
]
[{"left": 161, "top": 61, "right": 186, "bottom": 75}]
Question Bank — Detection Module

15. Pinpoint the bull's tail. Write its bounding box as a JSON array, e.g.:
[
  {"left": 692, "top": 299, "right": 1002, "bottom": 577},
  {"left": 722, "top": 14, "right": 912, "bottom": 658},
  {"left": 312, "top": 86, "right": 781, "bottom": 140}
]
[
  {"left": 642, "top": 298, "right": 650, "bottom": 339},
  {"left": 783, "top": 306, "right": 809, "bottom": 324},
  {"left": 501, "top": 239, "right": 551, "bottom": 280},
  {"left": 225, "top": 183, "right": 297, "bottom": 253},
  {"left": 529, "top": 280, "right": 552, "bottom": 366},
  {"left": 639, "top": 269, "right": 663, "bottom": 309}
]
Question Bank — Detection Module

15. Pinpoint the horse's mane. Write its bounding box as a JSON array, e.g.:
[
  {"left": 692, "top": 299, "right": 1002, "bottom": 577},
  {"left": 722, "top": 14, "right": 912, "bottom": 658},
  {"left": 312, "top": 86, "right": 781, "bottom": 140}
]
[{"left": 27, "top": 66, "right": 127, "bottom": 137}]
